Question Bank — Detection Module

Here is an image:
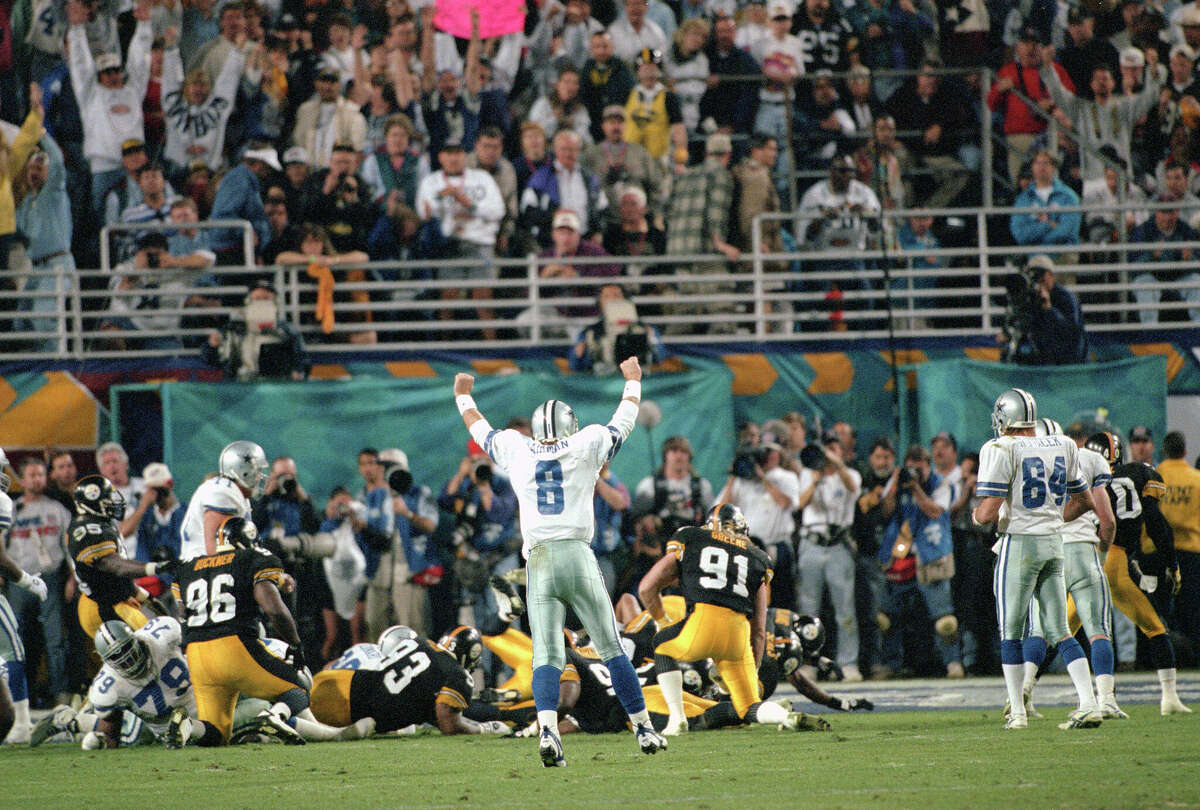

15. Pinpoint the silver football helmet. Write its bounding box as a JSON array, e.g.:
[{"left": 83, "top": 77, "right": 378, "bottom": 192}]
[
  {"left": 1035, "top": 417, "right": 1063, "bottom": 437},
  {"left": 219, "top": 440, "right": 268, "bottom": 494},
  {"left": 94, "top": 621, "right": 152, "bottom": 680},
  {"left": 0, "top": 448, "right": 9, "bottom": 493},
  {"left": 378, "top": 624, "right": 419, "bottom": 657},
  {"left": 531, "top": 400, "right": 579, "bottom": 443},
  {"left": 990, "top": 388, "right": 1038, "bottom": 436}
]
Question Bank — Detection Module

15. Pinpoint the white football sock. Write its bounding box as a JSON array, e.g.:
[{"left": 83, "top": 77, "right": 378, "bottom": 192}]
[
  {"left": 73, "top": 711, "right": 98, "bottom": 735},
  {"left": 269, "top": 701, "right": 293, "bottom": 720},
  {"left": 12, "top": 698, "right": 30, "bottom": 728},
  {"left": 1065, "top": 657, "right": 1098, "bottom": 712},
  {"left": 537, "top": 710, "right": 559, "bottom": 733},
  {"left": 1021, "top": 662, "right": 1039, "bottom": 694},
  {"left": 1096, "top": 674, "right": 1115, "bottom": 703},
  {"left": 1002, "top": 664, "right": 1025, "bottom": 718},
  {"left": 752, "top": 700, "right": 789, "bottom": 725},
  {"left": 658, "top": 670, "right": 686, "bottom": 723},
  {"left": 628, "top": 709, "right": 651, "bottom": 726},
  {"left": 290, "top": 710, "right": 344, "bottom": 741},
  {"left": 1159, "top": 668, "right": 1180, "bottom": 701}
]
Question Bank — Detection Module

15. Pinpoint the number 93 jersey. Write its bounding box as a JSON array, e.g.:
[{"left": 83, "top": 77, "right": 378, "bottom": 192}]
[
  {"left": 483, "top": 424, "right": 624, "bottom": 554},
  {"left": 977, "top": 434, "right": 1087, "bottom": 536},
  {"left": 667, "top": 526, "right": 773, "bottom": 616},
  {"left": 174, "top": 546, "right": 288, "bottom": 645},
  {"left": 88, "top": 617, "right": 195, "bottom": 723},
  {"left": 349, "top": 637, "right": 472, "bottom": 732}
]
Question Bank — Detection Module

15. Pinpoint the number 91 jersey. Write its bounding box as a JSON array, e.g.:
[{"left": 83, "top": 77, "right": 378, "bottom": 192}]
[
  {"left": 174, "top": 546, "right": 288, "bottom": 645},
  {"left": 977, "top": 434, "right": 1087, "bottom": 536},
  {"left": 667, "top": 526, "right": 773, "bottom": 617},
  {"left": 88, "top": 617, "right": 195, "bottom": 723}
]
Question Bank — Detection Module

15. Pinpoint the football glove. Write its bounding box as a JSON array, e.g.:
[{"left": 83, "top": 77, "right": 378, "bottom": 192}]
[
  {"left": 816, "top": 656, "right": 843, "bottom": 681},
  {"left": 514, "top": 720, "right": 540, "bottom": 738},
  {"left": 478, "top": 720, "right": 512, "bottom": 736},
  {"left": 17, "top": 571, "right": 48, "bottom": 601},
  {"left": 835, "top": 697, "right": 874, "bottom": 712}
]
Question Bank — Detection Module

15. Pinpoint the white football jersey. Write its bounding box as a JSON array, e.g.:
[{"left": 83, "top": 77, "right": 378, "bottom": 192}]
[
  {"left": 179, "top": 475, "right": 251, "bottom": 560},
  {"left": 978, "top": 434, "right": 1086, "bottom": 536},
  {"left": 88, "top": 617, "right": 195, "bottom": 723},
  {"left": 0, "top": 490, "right": 12, "bottom": 533},
  {"left": 1061, "top": 447, "right": 1111, "bottom": 544},
  {"left": 327, "top": 643, "right": 384, "bottom": 672},
  {"left": 471, "top": 421, "right": 627, "bottom": 557}
]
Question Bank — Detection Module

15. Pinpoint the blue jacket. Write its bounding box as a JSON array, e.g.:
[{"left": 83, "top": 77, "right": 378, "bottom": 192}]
[
  {"left": 438, "top": 473, "right": 519, "bottom": 553},
  {"left": 16, "top": 135, "right": 72, "bottom": 260},
  {"left": 359, "top": 485, "right": 393, "bottom": 578},
  {"left": 881, "top": 471, "right": 953, "bottom": 567},
  {"left": 1010, "top": 179, "right": 1081, "bottom": 246},
  {"left": 394, "top": 485, "right": 439, "bottom": 573},
  {"left": 519, "top": 162, "right": 605, "bottom": 246},
  {"left": 208, "top": 162, "right": 271, "bottom": 252},
  {"left": 135, "top": 500, "right": 187, "bottom": 566},
  {"left": 591, "top": 472, "right": 630, "bottom": 554}
]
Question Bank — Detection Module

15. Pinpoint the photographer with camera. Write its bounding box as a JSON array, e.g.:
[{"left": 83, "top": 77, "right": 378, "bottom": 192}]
[
  {"left": 717, "top": 440, "right": 801, "bottom": 610},
  {"left": 852, "top": 437, "right": 900, "bottom": 678},
  {"left": 438, "top": 441, "right": 519, "bottom": 625},
  {"left": 570, "top": 284, "right": 664, "bottom": 375},
  {"left": 877, "top": 444, "right": 962, "bottom": 678},
  {"left": 377, "top": 448, "right": 440, "bottom": 637},
  {"left": 795, "top": 430, "right": 863, "bottom": 681},
  {"left": 1000, "top": 254, "right": 1087, "bottom": 365},
  {"left": 127, "top": 463, "right": 186, "bottom": 567},
  {"left": 631, "top": 435, "right": 714, "bottom": 546}
]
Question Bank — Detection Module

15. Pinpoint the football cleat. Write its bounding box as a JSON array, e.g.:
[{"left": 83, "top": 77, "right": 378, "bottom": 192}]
[
  {"left": 1161, "top": 696, "right": 1193, "bottom": 716},
  {"left": 634, "top": 722, "right": 667, "bottom": 754},
  {"left": 30, "top": 705, "right": 78, "bottom": 747},
  {"left": 1057, "top": 708, "right": 1103, "bottom": 730},
  {"left": 781, "top": 712, "right": 832, "bottom": 732},
  {"left": 164, "top": 707, "right": 191, "bottom": 749},
  {"left": 661, "top": 716, "right": 689, "bottom": 737},
  {"left": 1100, "top": 700, "right": 1129, "bottom": 720},
  {"left": 253, "top": 710, "right": 306, "bottom": 745},
  {"left": 1003, "top": 715, "right": 1028, "bottom": 730},
  {"left": 538, "top": 727, "right": 566, "bottom": 767},
  {"left": 1003, "top": 692, "right": 1043, "bottom": 720},
  {"left": 489, "top": 574, "right": 525, "bottom": 623},
  {"left": 481, "top": 687, "right": 522, "bottom": 704}
]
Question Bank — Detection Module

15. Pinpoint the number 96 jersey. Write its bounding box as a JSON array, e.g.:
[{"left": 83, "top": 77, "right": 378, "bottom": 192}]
[
  {"left": 173, "top": 546, "right": 288, "bottom": 645},
  {"left": 667, "top": 526, "right": 773, "bottom": 616},
  {"left": 347, "top": 637, "right": 472, "bottom": 732},
  {"left": 88, "top": 616, "right": 195, "bottom": 723},
  {"left": 977, "top": 434, "right": 1087, "bottom": 536}
]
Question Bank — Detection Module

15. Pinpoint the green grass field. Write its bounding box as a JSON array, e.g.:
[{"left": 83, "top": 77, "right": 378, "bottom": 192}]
[{"left": 5, "top": 705, "right": 1199, "bottom": 809}]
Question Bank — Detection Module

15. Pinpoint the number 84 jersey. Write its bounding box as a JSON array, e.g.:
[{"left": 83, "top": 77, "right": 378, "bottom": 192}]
[
  {"left": 668, "top": 526, "right": 773, "bottom": 617},
  {"left": 978, "top": 435, "right": 1087, "bottom": 536},
  {"left": 88, "top": 616, "right": 196, "bottom": 723}
]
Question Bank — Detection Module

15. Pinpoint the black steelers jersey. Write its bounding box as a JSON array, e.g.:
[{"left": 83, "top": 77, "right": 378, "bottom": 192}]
[
  {"left": 68, "top": 516, "right": 137, "bottom": 607},
  {"left": 1108, "top": 462, "right": 1168, "bottom": 553},
  {"left": 564, "top": 647, "right": 658, "bottom": 734},
  {"left": 175, "top": 546, "right": 287, "bottom": 645},
  {"left": 349, "top": 638, "right": 471, "bottom": 732},
  {"left": 666, "top": 526, "right": 773, "bottom": 616}
]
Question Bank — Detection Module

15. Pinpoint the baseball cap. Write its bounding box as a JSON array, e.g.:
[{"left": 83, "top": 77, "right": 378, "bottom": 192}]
[
  {"left": 276, "top": 12, "right": 299, "bottom": 29},
  {"left": 243, "top": 146, "right": 282, "bottom": 171},
  {"left": 121, "top": 139, "right": 146, "bottom": 156},
  {"left": 552, "top": 209, "right": 582, "bottom": 231},
  {"left": 636, "top": 48, "right": 663, "bottom": 67},
  {"left": 440, "top": 138, "right": 466, "bottom": 152},
  {"left": 821, "top": 429, "right": 841, "bottom": 445},
  {"left": 248, "top": 277, "right": 277, "bottom": 296},
  {"left": 1129, "top": 426, "right": 1153, "bottom": 441},
  {"left": 282, "top": 145, "right": 309, "bottom": 166},
  {"left": 142, "top": 462, "right": 172, "bottom": 488},
  {"left": 602, "top": 105, "right": 627, "bottom": 120},
  {"left": 830, "top": 153, "right": 856, "bottom": 171},
  {"left": 1182, "top": 5, "right": 1200, "bottom": 26},
  {"left": 1026, "top": 254, "right": 1055, "bottom": 273},
  {"left": 1120, "top": 46, "right": 1146, "bottom": 68},
  {"left": 378, "top": 448, "right": 409, "bottom": 470},
  {"left": 95, "top": 53, "right": 122, "bottom": 73},
  {"left": 1170, "top": 43, "right": 1196, "bottom": 63},
  {"left": 706, "top": 132, "right": 732, "bottom": 155}
]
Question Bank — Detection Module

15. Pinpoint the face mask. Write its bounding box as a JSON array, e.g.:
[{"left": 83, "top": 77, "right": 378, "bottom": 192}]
[{"left": 245, "top": 299, "right": 277, "bottom": 332}]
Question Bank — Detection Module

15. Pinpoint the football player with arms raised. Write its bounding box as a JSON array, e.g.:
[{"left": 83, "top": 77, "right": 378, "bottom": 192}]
[
  {"left": 640, "top": 503, "right": 804, "bottom": 734},
  {"left": 973, "top": 389, "right": 1115, "bottom": 730},
  {"left": 454, "top": 357, "right": 667, "bottom": 767},
  {"left": 171, "top": 517, "right": 310, "bottom": 745},
  {"left": 1085, "top": 432, "right": 1191, "bottom": 714},
  {"left": 69, "top": 475, "right": 174, "bottom": 637},
  {"left": 179, "top": 441, "right": 268, "bottom": 560}
]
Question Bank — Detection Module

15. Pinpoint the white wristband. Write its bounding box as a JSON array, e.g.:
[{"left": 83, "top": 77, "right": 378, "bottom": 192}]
[
  {"left": 456, "top": 394, "right": 477, "bottom": 415},
  {"left": 16, "top": 570, "right": 34, "bottom": 588},
  {"left": 144, "top": 562, "right": 157, "bottom": 577},
  {"left": 622, "top": 380, "right": 641, "bottom": 400}
]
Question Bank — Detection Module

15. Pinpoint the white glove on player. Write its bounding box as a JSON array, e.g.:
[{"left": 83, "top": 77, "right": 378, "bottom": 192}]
[
  {"left": 18, "top": 571, "right": 48, "bottom": 601},
  {"left": 513, "top": 719, "right": 539, "bottom": 738},
  {"left": 478, "top": 720, "right": 511, "bottom": 736}
]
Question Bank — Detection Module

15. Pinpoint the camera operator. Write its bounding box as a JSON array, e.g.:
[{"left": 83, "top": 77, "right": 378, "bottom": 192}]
[
  {"left": 378, "top": 448, "right": 440, "bottom": 637},
  {"left": 317, "top": 487, "right": 374, "bottom": 656},
  {"left": 1000, "top": 254, "right": 1087, "bottom": 365},
  {"left": 878, "top": 445, "right": 962, "bottom": 678},
  {"left": 631, "top": 436, "right": 714, "bottom": 545},
  {"left": 124, "top": 463, "right": 186, "bottom": 611},
  {"left": 438, "top": 441, "right": 519, "bottom": 624},
  {"left": 718, "top": 440, "right": 801, "bottom": 609},
  {"left": 852, "top": 437, "right": 900, "bottom": 678},
  {"left": 795, "top": 431, "right": 863, "bottom": 681}
]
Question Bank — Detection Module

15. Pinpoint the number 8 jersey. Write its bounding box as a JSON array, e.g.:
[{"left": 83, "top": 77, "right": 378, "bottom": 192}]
[
  {"left": 667, "top": 526, "right": 773, "bottom": 616},
  {"left": 978, "top": 434, "right": 1087, "bottom": 536},
  {"left": 174, "top": 546, "right": 288, "bottom": 645}
]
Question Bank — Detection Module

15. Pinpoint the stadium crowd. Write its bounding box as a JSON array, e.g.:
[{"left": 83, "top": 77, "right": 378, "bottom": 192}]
[{"left": 3, "top": 0, "right": 1200, "bottom": 350}]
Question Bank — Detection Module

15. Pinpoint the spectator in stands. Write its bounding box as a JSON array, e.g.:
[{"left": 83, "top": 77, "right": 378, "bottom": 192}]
[
  {"left": 203, "top": 278, "right": 311, "bottom": 380},
  {"left": 988, "top": 24, "right": 1075, "bottom": 185},
  {"left": 1040, "top": 47, "right": 1160, "bottom": 179},
  {"left": 792, "top": 0, "right": 855, "bottom": 74},
  {"left": 664, "top": 133, "right": 740, "bottom": 334},
  {"left": 1057, "top": 7, "right": 1120, "bottom": 100},
  {"left": 520, "top": 129, "right": 608, "bottom": 247},
  {"left": 118, "top": 162, "right": 179, "bottom": 260},
  {"left": 1159, "top": 160, "right": 1200, "bottom": 227},
  {"left": 528, "top": 66, "right": 594, "bottom": 147},
  {"left": 699, "top": 13, "right": 761, "bottom": 140},
  {"left": 608, "top": 0, "right": 668, "bottom": 67},
  {"left": 583, "top": 106, "right": 665, "bottom": 228},
  {"left": 528, "top": 0, "right": 605, "bottom": 75},
  {"left": 1157, "top": 431, "right": 1200, "bottom": 656},
  {"left": 192, "top": 0, "right": 247, "bottom": 84},
  {"left": 320, "top": 14, "right": 365, "bottom": 89},
  {"left": 601, "top": 184, "right": 666, "bottom": 284},
  {"left": 515, "top": 121, "right": 553, "bottom": 196},
  {"left": 292, "top": 67, "right": 368, "bottom": 170},
  {"left": 208, "top": 143, "right": 278, "bottom": 264},
  {"left": 8, "top": 457, "right": 73, "bottom": 706},
  {"left": 127, "top": 462, "right": 185, "bottom": 565},
  {"left": 160, "top": 25, "right": 244, "bottom": 179},
  {"left": 664, "top": 18, "right": 711, "bottom": 140},
  {"left": 102, "top": 140, "right": 150, "bottom": 226},
  {"left": 732, "top": 133, "right": 783, "bottom": 253},
  {"left": 631, "top": 435, "right": 715, "bottom": 543},
  {"left": 1082, "top": 144, "right": 1148, "bottom": 242},
  {"left": 419, "top": 8, "right": 483, "bottom": 157},
  {"left": 367, "top": 194, "right": 422, "bottom": 264},
  {"left": 466, "top": 127, "right": 518, "bottom": 255},
  {"left": 301, "top": 146, "right": 376, "bottom": 254},
  {"left": 840, "top": 64, "right": 884, "bottom": 137},
  {"left": 261, "top": 187, "right": 303, "bottom": 264},
  {"left": 67, "top": 0, "right": 154, "bottom": 215},
  {"left": 1130, "top": 192, "right": 1200, "bottom": 323},
  {"left": 751, "top": 0, "right": 804, "bottom": 202},
  {"left": 894, "top": 213, "right": 940, "bottom": 321},
  {"left": 580, "top": 31, "right": 636, "bottom": 143},
  {"left": 535, "top": 209, "right": 621, "bottom": 324},
  {"left": 44, "top": 450, "right": 77, "bottom": 514},
  {"left": 623, "top": 48, "right": 687, "bottom": 170},
  {"left": 887, "top": 58, "right": 977, "bottom": 208},
  {"left": 857, "top": 114, "right": 911, "bottom": 209},
  {"left": 1009, "top": 149, "right": 1082, "bottom": 249},
  {"left": 275, "top": 225, "right": 374, "bottom": 344},
  {"left": 280, "top": 146, "right": 311, "bottom": 215},
  {"left": 795, "top": 70, "right": 856, "bottom": 171}
]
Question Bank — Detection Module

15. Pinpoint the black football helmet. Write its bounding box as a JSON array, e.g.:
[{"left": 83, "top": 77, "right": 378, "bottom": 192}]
[
  {"left": 74, "top": 475, "right": 126, "bottom": 521},
  {"left": 217, "top": 516, "right": 260, "bottom": 549},
  {"left": 1085, "top": 431, "right": 1123, "bottom": 469},
  {"left": 791, "top": 614, "right": 826, "bottom": 658},
  {"left": 705, "top": 503, "right": 749, "bottom": 536},
  {"left": 438, "top": 625, "right": 484, "bottom": 672}
]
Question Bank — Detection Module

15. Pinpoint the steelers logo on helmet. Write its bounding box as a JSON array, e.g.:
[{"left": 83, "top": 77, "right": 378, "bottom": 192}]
[
  {"left": 83, "top": 483, "right": 101, "bottom": 501},
  {"left": 217, "top": 516, "right": 260, "bottom": 548}
]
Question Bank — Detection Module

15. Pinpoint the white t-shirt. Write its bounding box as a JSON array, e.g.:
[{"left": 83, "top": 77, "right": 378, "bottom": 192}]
[
  {"left": 727, "top": 467, "right": 801, "bottom": 546},
  {"left": 88, "top": 616, "right": 195, "bottom": 723},
  {"left": 469, "top": 402, "right": 637, "bottom": 557},
  {"left": 1061, "top": 447, "right": 1112, "bottom": 545},
  {"left": 977, "top": 434, "right": 1086, "bottom": 536},
  {"left": 802, "top": 466, "right": 862, "bottom": 532},
  {"left": 415, "top": 169, "right": 506, "bottom": 247},
  {"left": 179, "top": 475, "right": 251, "bottom": 560}
]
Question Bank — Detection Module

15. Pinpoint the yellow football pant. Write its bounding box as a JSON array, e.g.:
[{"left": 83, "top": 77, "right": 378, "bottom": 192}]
[
  {"left": 187, "top": 635, "right": 308, "bottom": 743},
  {"left": 310, "top": 669, "right": 355, "bottom": 727},
  {"left": 77, "top": 594, "right": 147, "bottom": 638},
  {"left": 1098, "top": 545, "right": 1166, "bottom": 638},
  {"left": 643, "top": 684, "right": 714, "bottom": 718},
  {"left": 654, "top": 602, "right": 760, "bottom": 718}
]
